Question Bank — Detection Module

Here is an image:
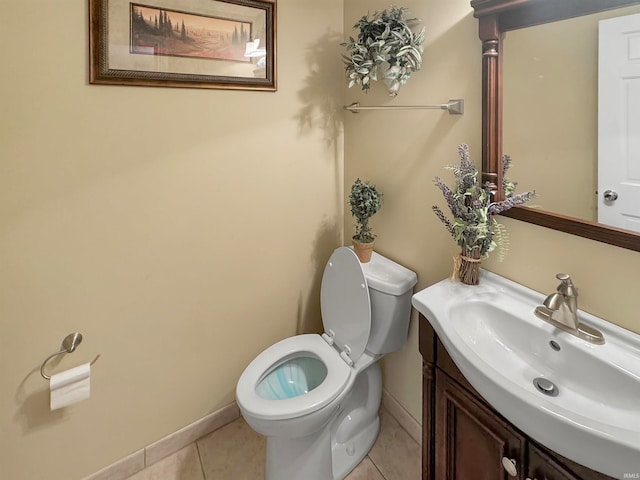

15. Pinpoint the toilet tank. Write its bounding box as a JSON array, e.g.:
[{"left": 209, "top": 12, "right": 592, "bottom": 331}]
[{"left": 360, "top": 250, "right": 418, "bottom": 354}]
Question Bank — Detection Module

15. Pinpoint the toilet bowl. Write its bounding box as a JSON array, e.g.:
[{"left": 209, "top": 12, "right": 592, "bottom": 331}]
[
  {"left": 236, "top": 247, "right": 417, "bottom": 480},
  {"left": 236, "top": 334, "right": 352, "bottom": 438}
]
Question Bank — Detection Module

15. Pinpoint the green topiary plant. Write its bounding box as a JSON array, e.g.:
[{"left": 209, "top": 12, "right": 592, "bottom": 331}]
[
  {"left": 342, "top": 6, "right": 425, "bottom": 97},
  {"left": 350, "top": 178, "right": 384, "bottom": 243}
]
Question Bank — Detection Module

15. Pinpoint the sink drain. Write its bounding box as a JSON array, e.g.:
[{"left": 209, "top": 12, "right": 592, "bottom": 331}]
[{"left": 533, "top": 377, "right": 558, "bottom": 397}]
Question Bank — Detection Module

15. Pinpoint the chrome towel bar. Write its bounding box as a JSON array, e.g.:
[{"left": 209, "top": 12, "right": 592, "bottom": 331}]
[{"left": 344, "top": 99, "right": 464, "bottom": 115}]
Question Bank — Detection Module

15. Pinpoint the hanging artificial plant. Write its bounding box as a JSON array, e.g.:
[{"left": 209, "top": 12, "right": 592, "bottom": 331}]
[{"left": 342, "top": 6, "right": 425, "bottom": 97}]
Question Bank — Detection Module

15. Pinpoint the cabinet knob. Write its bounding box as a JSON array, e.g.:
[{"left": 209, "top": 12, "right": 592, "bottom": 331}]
[{"left": 501, "top": 457, "right": 518, "bottom": 476}]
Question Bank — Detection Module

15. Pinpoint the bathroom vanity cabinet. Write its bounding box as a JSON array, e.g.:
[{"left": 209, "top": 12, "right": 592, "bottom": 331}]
[{"left": 419, "top": 314, "right": 615, "bottom": 480}]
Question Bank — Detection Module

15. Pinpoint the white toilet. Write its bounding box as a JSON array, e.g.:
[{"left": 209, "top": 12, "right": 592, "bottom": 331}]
[{"left": 236, "top": 246, "right": 417, "bottom": 480}]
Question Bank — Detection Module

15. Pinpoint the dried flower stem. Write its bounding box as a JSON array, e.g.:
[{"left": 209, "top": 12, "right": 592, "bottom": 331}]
[{"left": 433, "top": 144, "right": 535, "bottom": 283}]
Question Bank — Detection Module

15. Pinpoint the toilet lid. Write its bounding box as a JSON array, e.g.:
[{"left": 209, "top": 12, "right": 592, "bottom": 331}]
[{"left": 320, "top": 247, "right": 371, "bottom": 363}]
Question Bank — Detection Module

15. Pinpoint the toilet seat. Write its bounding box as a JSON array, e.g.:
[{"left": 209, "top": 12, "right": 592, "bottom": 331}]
[
  {"left": 320, "top": 247, "right": 371, "bottom": 364},
  {"left": 236, "top": 334, "right": 351, "bottom": 421}
]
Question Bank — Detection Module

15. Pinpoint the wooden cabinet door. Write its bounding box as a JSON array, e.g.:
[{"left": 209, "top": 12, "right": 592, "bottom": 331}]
[
  {"left": 527, "top": 444, "right": 581, "bottom": 480},
  {"left": 435, "top": 371, "right": 526, "bottom": 480},
  {"left": 527, "top": 443, "right": 614, "bottom": 480}
]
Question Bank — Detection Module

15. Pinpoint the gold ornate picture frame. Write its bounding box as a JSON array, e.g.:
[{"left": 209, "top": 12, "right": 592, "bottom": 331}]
[{"left": 89, "top": 0, "right": 276, "bottom": 90}]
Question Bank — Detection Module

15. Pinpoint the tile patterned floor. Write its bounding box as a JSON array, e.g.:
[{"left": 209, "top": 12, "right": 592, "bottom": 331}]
[{"left": 125, "top": 407, "right": 420, "bottom": 480}]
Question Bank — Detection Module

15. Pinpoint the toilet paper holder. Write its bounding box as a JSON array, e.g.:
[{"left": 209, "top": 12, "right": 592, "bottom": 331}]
[{"left": 40, "top": 332, "right": 100, "bottom": 380}]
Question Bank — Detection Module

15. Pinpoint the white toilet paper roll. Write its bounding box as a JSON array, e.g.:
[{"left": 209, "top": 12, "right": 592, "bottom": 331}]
[{"left": 50, "top": 363, "right": 91, "bottom": 410}]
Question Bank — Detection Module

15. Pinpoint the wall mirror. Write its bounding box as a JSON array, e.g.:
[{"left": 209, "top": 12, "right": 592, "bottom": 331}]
[{"left": 471, "top": 0, "right": 640, "bottom": 252}]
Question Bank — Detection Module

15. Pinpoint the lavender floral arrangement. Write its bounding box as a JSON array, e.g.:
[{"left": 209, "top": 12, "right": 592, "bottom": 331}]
[{"left": 433, "top": 144, "right": 535, "bottom": 263}]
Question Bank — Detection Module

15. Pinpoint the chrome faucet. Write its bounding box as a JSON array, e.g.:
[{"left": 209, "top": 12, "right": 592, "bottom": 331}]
[
  {"left": 534, "top": 273, "right": 605, "bottom": 345},
  {"left": 541, "top": 273, "right": 579, "bottom": 329}
]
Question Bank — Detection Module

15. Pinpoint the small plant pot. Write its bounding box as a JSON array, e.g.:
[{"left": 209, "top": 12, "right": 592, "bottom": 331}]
[{"left": 352, "top": 239, "right": 375, "bottom": 263}]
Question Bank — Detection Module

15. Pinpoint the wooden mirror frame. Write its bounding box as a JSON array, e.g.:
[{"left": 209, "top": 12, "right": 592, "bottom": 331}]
[{"left": 471, "top": 0, "right": 640, "bottom": 252}]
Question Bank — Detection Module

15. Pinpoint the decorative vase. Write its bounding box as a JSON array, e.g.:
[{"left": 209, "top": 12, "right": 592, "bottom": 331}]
[
  {"left": 352, "top": 239, "right": 375, "bottom": 263},
  {"left": 456, "top": 244, "right": 481, "bottom": 285}
]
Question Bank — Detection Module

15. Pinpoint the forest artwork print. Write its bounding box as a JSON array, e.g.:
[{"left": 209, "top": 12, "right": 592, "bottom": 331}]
[
  {"left": 130, "top": 4, "right": 251, "bottom": 62},
  {"left": 89, "top": 0, "right": 275, "bottom": 90}
]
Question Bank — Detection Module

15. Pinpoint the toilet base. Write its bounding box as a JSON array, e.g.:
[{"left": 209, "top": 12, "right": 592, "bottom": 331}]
[
  {"left": 332, "top": 414, "right": 380, "bottom": 480},
  {"left": 263, "top": 362, "right": 382, "bottom": 480},
  {"left": 265, "top": 426, "right": 333, "bottom": 480},
  {"left": 264, "top": 414, "right": 380, "bottom": 480}
]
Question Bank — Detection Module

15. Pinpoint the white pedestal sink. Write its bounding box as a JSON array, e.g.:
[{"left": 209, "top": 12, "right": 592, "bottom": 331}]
[{"left": 412, "top": 270, "right": 640, "bottom": 478}]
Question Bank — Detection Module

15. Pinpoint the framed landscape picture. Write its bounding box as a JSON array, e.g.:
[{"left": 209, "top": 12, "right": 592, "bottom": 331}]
[{"left": 89, "top": 0, "right": 276, "bottom": 90}]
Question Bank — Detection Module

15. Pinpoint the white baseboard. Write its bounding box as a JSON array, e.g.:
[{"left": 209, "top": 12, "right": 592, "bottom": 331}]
[
  {"left": 381, "top": 389, "right": 422, "bottom": 446},
  {"left": 82, "top": 391, "right": 420, "bottom": 480},
  {"left": 82, "top": 402, "right": 240, "bottom": 480}
]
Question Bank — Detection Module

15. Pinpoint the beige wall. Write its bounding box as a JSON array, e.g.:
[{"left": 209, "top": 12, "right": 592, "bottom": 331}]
[
  {"left": 0, "top": 1, "right": 344, "bottom": 479},
  {"left": 4, "top": 0, "right": 640, "bottom": 478},
  {"left": 343, "top": 0, "right": 483, "bottom": 423},
  {"left": 344, "top": 0, "right": 640, "bottom": 428}
]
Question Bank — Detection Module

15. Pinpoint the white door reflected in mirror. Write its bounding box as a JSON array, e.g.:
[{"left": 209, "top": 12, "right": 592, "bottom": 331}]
[{"left": 598, "top": 12, "right": 640, "bottom": 232}]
